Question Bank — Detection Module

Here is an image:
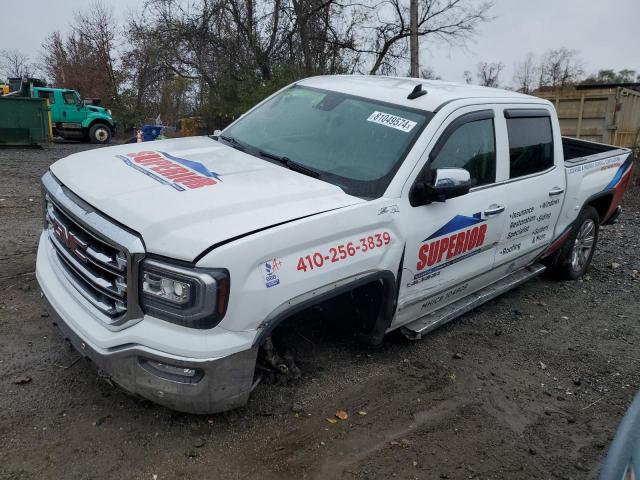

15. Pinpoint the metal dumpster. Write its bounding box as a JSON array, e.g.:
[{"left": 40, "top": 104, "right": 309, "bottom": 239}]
[
  {"left": 535, "top": 84, "right": 640, "bottom": 154},
  {"left": 0, "top": 96, "right": 52, "bottom": 147}
]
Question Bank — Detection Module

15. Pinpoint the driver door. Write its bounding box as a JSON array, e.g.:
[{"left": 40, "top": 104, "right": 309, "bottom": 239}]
[
  {"left": 60, "top": 90, "right": 86, "bottom": 125},
  {"left": 395, "top": 107, "right": 510, "bottom": 326}
]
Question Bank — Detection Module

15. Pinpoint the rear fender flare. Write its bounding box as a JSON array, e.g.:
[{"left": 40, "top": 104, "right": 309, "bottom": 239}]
[{"left": 540, "top": 192, "right": 612, "bottom": 263}]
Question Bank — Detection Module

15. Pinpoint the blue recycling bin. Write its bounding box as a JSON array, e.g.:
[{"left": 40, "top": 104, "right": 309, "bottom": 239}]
[{"left": 141, "top": 124, "right": 163, "bottom": 142}]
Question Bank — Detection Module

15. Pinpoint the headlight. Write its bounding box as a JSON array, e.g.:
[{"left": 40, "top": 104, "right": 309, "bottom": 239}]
[
  {"left": 107, "top": 109, "right": 112, "bottom": 115},
  {"left": 140, "top": 259, "right": 229, "bottom": 329},
  {"left": 142, "top": 272, "right": 191, "bottom": 304}
]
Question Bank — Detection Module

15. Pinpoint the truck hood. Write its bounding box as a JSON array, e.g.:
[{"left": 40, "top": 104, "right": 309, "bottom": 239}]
[
  {"left": 50, "top": 136, "right": 364, "bottom": 261},
  {"left": 87, "top": 105, "right": 109, "bottom": 115}
]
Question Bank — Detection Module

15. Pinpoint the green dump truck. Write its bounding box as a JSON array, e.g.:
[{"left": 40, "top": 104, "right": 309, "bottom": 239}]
[
  {"left": 4, "top": 78, "right": 115, "bottom": 144},
  {"left": 32, "top": 87, "right": 115, "bottom": 144}
]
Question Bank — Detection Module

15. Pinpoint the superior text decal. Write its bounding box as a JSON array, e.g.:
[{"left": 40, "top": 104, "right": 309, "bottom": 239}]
[
  {"left": 117, "top": 150, "right": 222, "bottom": 191},
  {"left": 414, "top": 213, "right": 488, "bottom": 280}
]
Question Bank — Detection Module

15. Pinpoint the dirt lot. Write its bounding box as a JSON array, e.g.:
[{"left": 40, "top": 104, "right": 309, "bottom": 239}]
[{"left": 0, "top": 143, "right": 638, "bottom": 480}]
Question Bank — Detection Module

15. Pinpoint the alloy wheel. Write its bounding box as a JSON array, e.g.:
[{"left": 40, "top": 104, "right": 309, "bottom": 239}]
[{"left": 570, "top": 219, "right": 595, "bottom": 272}]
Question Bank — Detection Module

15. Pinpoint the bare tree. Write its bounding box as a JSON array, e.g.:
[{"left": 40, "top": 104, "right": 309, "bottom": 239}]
[
  {"left": 73, "top": 1, "right": 122, "bottom": 105},
  {"left": 119, "top": 12, "right": 177, "bottom": 128},
  {"left": 41, "top": 29, "right": 115, "bottom": 105},
  {"left": 355, "top": 0, "right": 493, "bottom": 75},
  {"left": 37, "top": 0, "right": 495, "bottom": 130},
  {"left": 513, "top": 52, "right": 538, "bottom": 93},
  {"left": 41, "top": 1, "right": 123, "bottom": 109},
  {"left": 476, "top": 61, "right": 502, "bottom": 87},
  {"left": 463, "top": 69, "right": 473, "bottom": 84},
  {"left": 41, "top": 32, "right": 67, "bottom": 84},
  {"left": 0, "top": 49, "right": 36, "bottom": 78},
  {"left": 538, "top": 48, "right": 584, "bottom": 89}
]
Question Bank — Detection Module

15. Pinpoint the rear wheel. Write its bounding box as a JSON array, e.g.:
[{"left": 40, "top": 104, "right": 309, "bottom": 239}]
[
  {"left": 89, "top": 124, "right": 112, "bottom": 144},
  {"left": 551, "top": 206, "right": 599, "bottom": 280}
]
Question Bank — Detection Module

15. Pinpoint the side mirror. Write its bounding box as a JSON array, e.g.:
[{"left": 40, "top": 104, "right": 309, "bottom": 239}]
[{"left": 409, "top": 167, "right": 472, "bottom": 206}]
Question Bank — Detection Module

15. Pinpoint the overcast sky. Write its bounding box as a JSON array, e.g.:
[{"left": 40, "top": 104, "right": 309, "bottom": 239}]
[{"left": 1, "top": 0, "right": 638, "bottom": 86}]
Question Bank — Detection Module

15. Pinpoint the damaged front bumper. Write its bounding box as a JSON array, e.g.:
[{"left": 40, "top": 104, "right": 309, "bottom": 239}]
[
  {"left": 44, "top": 299, "right": 257, "bottom": 414},
  {"left": 36, "top": 233, "right": 258, "bottom": 414}
]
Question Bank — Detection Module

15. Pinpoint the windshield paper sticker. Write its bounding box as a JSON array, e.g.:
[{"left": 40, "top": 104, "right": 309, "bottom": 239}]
[
  {"left": 367, "top": 111, "right": 417, "bottom": 132},
  {"left": 263, "top": 258, "right": 282, "bottom": 288},
  {"left": 117, "top": 151, "right": 222, "bottom": 191}
]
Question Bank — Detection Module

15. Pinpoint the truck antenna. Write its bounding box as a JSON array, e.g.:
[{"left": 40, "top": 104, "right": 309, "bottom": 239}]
[{"left": 407, "top": 84, "right": 427, "bottom": 100}]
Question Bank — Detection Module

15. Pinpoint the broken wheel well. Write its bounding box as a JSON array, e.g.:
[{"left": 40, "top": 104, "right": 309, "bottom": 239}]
[
  {"left": 252, "top": 270, "right": 397, "bottom": 350},
  {"left": 252, "top": 272, "right": 397, "bottom": 386}
]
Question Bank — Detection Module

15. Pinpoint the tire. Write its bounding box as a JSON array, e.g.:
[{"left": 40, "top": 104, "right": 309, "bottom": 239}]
[
  {"left": 89, "top": 124, "right": 112, "bottom": 144},
  {"left": 551, "top": 206, "right": 600, "bottom": 280}
]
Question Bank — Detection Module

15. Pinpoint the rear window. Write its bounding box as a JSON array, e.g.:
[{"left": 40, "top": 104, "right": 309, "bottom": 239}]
[{"left": 507, "top": 116, "right": 554, "bottom": 178}]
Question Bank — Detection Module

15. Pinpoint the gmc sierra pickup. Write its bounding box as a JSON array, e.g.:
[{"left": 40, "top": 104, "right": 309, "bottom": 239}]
[{"left": 36, "top": 76, "right": 634, "bottom": 413}]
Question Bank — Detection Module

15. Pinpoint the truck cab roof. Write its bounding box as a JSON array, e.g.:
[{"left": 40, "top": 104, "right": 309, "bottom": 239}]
[
  {"left": 34, "top": 87, "right": 75, "bottom": 93},
  {"left": 298, "top": 75, "right": 542, "bottom": 112}
]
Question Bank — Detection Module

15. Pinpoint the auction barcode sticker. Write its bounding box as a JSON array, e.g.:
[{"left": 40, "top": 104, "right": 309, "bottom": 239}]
[{"left": 367, "top": 111, "right": 417, "bottom": 132}]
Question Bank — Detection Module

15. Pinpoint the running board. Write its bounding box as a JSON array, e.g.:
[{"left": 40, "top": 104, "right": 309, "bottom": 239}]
[{"left": 401, "top": 263, "right": 546, "bottom": 340}]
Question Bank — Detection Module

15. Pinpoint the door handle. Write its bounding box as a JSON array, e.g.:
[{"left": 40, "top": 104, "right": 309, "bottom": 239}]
[
  {"left": 549, "top": 187, "right": 565, "bottom": 196},
  {"left": 484, "top": 204, "right": 505, "bottom": 216}
]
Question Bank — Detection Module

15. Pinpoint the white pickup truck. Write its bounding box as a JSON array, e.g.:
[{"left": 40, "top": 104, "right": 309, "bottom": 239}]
[{"left": 36, "top": 76, "right": 634, "bottom": 413}]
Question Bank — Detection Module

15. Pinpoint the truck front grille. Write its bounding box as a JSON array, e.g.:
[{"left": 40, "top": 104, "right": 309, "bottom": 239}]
[
  {"left": 46, "top": 200, "right": 128, "bottom": 317},
  {"left": 42, "top": 171, "right": 145, "bottom": 329}
]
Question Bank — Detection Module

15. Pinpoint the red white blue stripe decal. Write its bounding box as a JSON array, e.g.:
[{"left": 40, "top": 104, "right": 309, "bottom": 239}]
[{"left": 603, "top": 156, "right": 633, "bottom": 191}]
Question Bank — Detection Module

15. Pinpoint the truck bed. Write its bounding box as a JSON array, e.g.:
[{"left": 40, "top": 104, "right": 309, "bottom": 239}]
[{"left": 563, "top": 137, "right": 629, "bottom": 166}]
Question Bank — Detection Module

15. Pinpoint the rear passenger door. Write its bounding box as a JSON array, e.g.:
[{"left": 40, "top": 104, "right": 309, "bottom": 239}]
[{"left": 496, "top": 107, "right": 565, "bottom": 269}]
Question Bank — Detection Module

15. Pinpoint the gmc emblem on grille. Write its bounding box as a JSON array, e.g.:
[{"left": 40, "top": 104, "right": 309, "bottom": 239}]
[{"left": 52, "top": 217, "right": 87, "bottom": 262}]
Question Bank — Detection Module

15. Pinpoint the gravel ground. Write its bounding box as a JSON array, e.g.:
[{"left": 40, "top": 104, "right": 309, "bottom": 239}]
[{"left": 0, "top": 143, "right": 638, "bottom": 480}]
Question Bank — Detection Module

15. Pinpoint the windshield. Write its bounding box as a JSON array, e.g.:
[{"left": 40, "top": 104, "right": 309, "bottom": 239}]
[{"left": 224, "top": 86, "right": 433, "bottom": 198}]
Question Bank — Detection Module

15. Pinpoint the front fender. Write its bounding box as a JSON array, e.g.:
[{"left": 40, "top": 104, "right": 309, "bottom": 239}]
[
  {"left": 195, "top": 200, "right": 405, "bottom": 334},
  {"left": 82, "top": 114, "right": 114, "bottom": 129}
]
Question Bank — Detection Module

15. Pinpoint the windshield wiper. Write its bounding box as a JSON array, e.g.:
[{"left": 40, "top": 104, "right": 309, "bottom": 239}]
[
  {"left": 219, "top": 134, "right": 246, "bottom": 152},
  {"left": 258, "top": 150, "right": 320, "bottom": 179}
]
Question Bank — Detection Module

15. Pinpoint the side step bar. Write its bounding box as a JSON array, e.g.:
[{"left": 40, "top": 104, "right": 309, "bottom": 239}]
[{"left": 401, "top": 263, "right": 546, "bottom": 340}]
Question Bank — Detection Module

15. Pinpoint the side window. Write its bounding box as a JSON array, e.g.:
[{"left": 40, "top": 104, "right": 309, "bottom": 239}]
[
  {"left": 506, "top": 115, "right": 554, "bottom": 178},
  {"left": 38, "top": 90, "right": 55, "bottom": 104},
  {"left": 430, "top": 117, "right": 496, "bottom": 187},
  {"left": 62, "top": 92, "right": 76, "bottom": 105}
]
